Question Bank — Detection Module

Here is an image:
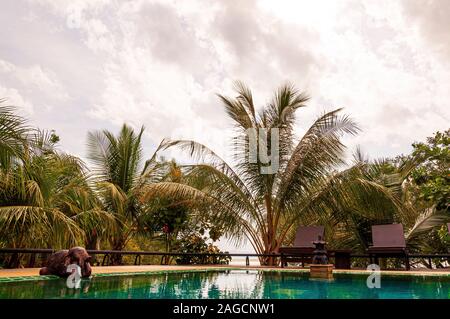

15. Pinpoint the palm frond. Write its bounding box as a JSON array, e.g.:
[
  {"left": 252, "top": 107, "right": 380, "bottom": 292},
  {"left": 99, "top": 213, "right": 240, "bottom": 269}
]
[
  {"left": 406, "top": 207, "right": 450, "bottom": 241},
  {"left": 0, "top": 102, "right": 30, "bottom": 169}
]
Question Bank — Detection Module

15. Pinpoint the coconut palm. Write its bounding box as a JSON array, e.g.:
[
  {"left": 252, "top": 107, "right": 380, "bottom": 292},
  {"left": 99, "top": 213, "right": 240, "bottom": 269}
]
[
  {"left": 369, "top": 155, "right": 449, "bottom": 252},
  {"left": 87, "top": 124, "right": 165, "bottom": 264},
  {"left": 326, "top": 150, "right": 449, "bottom": 262},
  {"left": 0, "top": 106, "right": 116, "bottom": 267},
  {"left": 0, "top": 132, "right": 106, "bottom": 267},
  {"left": 0, "top": 106, "right": 83, "bottom": 260},
  {"left": 142, "top": 82, "right": 408, "bottom": 265}
]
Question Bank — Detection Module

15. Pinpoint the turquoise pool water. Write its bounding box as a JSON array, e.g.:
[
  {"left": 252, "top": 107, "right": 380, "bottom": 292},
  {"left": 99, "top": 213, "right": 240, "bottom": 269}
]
[{"left": 0, "top": 270, "right": 448, "bottom": 299}]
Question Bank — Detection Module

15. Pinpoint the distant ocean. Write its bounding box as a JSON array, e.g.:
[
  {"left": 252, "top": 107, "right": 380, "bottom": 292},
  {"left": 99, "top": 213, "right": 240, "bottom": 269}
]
[{"left": 227, "top": 256, "right": 260, "bottom": 266}]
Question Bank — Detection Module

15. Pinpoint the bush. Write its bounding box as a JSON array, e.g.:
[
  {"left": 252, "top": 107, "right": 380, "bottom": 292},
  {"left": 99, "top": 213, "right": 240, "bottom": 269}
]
[{"left": 173, "top": 234, "right": 231, "bottom": 265}]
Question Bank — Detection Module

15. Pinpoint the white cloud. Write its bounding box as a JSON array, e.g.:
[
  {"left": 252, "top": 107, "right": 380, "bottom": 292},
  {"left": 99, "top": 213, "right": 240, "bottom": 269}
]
[
  {"left": 0, "top": 86, "right": 33, "bottom": 114},
  {"left": 401, "top": 0, "right": 450, "bottom": 58},
  {"left": 3, "top": 0, "right": 450, "bottom": 161},
  {"left": 0, "top": 58, "right": 70, "bottom": 113}
]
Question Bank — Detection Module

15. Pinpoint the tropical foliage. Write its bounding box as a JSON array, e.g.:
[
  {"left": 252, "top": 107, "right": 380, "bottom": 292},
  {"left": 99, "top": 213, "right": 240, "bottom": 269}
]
[
  {"left": 0, "top": 105, "right": 116, "bottom": 266},
  {"left": 0, "top": 83, "right": 448, "bottom": 268},
  {"left": 407, "top": 130, "right": 449, "bottom": 211},
  {"left": 174, "top": 233, "right": 231, "bottom": 265},
  {"left": 144, "top": 82, "right": 425, "bottom": 265}
]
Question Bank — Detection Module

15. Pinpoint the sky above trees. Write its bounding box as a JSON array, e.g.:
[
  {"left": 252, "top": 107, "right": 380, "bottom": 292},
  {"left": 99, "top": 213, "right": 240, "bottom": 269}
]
[{"left": 0, "top": 0, "right": 449, "bottom": 167}]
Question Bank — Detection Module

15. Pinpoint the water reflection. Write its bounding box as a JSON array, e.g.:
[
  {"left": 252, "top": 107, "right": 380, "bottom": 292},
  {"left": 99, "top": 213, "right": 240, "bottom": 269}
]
[{"left": 0, "top": 271, "right": 448, "bottom": 299}]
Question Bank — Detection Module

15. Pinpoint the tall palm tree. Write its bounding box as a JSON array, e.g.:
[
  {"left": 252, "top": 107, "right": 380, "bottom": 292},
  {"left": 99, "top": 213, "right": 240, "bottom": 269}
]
[
  {"left": 87, "top": 124, "right": 163, "bottom": 264},
  {"left": 143, "top": 82, "right": 407, "bottom": 265}
]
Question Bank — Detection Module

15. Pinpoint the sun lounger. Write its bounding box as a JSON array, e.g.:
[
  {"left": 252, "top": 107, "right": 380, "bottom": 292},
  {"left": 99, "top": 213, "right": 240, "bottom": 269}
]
[
  {"left": 279, "top": 226, "right": 324, "bottom": 267},
  {"left": 367, "top": 224, "right": 410, "bottom": 270}
]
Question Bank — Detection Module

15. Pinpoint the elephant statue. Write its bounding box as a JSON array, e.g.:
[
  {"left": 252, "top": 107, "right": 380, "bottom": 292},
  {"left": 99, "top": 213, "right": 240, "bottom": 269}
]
[{"left": 39, "top": 247, "right": 92, "bottom": 278}]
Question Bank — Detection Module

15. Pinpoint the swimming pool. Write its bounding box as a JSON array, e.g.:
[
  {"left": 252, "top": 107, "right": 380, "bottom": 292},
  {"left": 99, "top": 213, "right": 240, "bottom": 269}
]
[{"left": 0, "top": 270, "right": 448, "bottom": 299}]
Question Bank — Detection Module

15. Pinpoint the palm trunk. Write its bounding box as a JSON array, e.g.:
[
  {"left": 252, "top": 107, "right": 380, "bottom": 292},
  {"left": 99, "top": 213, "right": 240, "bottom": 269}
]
[
  {"left": 6, "top": 237, "right": 24, "bottom": 268},
  {"left": 162, "top": 233, "right": 171, "bottom": 265},
  {"left": 85, "top": 234, "right": 100, "bottom": 264},
  {"left": 110, "top": 239, "right": 126, "bottom": 265},
  {"left": 263, "top": 195, "right": 279, "bottom": 266},
  {"left": 5, "top": 253, "right": 22, "bottom": 268}
]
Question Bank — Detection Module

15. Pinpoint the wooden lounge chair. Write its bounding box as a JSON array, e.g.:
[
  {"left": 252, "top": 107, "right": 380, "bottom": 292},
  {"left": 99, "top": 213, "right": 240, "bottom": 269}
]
[
  {"left": 367, "top": 224, "right": 410, "bottom": 270},
  {"left": 279, "top": 226, "right": 325, "bottom": 267}
]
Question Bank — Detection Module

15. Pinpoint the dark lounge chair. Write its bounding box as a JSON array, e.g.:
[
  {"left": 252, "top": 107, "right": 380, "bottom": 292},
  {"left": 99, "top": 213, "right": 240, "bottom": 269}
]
[
  {"left": 279, "top": 226, "right": 325, "bottom": 267},
  {"left": 367, "top": 224, "right": 410, "bottom": 270}
]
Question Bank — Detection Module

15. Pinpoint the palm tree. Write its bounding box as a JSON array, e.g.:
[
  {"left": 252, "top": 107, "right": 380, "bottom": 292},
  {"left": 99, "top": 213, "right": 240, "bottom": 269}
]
[
  {"left": 323, "top": 150, "right": 449, "bottom": 267},
  {"left": 0, "top": 105, "right": 73, "bottom": 263},
  {"left": 0, "top": 106, "right": 115, "bottom": 267},
  {"left": 87, "top": 124, "right": 163, "bottom": 264},
  {"left": 141, "top": 82, "right": 345, "bottom": 263},
  {"left": 143, "top": 82, "right": 410, "bottom": 265},
  {"left": 0, "top": 131, "right": 100, "bottom": 267}
]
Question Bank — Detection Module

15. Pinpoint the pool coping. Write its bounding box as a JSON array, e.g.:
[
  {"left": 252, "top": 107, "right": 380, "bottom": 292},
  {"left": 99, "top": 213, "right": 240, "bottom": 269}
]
[{"left": 0, "top": 265, "right": 449, "bottom": 283}]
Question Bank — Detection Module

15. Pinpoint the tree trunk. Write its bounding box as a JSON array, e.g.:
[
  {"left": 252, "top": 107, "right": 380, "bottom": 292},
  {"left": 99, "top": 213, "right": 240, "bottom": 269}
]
[
  {"left": 110, "top": 252, "right": 123, "bottom": 265},
  {"left": 262, "top": 195, "right": 279, "bottom": 266},
  {"left": 261, "top": 240, "right": 279, "bottom": 266},
  {"left": 85, "top": 235, "right": 100, "bottom": 264},
  {"left": 5, "top": 253, "right": 22, "bottom": 268},
  {"left": 110, "top": 240, "right": 125, "bottom": 265}
]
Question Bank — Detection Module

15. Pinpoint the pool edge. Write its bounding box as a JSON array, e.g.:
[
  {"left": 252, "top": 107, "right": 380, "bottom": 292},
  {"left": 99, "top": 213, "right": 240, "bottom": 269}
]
[{"left": 0, "top": 266, "right": 449, "bottom": 283}]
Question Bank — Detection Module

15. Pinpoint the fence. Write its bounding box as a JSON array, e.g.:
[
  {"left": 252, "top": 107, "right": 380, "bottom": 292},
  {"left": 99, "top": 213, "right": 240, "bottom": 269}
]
[{"left": 0, "top": 248, "right": 449, "bottom": 269}]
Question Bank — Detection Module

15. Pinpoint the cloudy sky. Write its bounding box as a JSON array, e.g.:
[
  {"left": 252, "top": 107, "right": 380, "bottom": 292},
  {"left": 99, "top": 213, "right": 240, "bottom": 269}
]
[{"left": 1, "top": 0, "right": 449, "bottom": 160}]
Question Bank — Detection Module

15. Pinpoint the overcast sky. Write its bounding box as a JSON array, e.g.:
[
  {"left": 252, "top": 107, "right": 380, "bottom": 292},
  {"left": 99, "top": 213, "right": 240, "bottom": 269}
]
[{"left": 1, "top": 0, "right": 449, "bottom": 250}]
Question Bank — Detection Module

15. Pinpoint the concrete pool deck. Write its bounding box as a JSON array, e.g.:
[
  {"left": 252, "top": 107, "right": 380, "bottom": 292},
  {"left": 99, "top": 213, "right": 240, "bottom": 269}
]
[{"left": 1, "top": 265, "right": 449, "bottom": 279}]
